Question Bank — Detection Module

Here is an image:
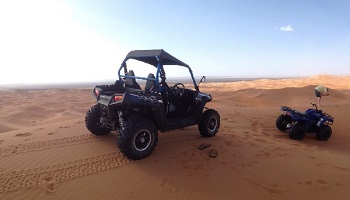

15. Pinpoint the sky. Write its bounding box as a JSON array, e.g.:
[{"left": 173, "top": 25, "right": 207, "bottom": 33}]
[{"left": 1, "top": 0, "right": 350, "bottom": 84}]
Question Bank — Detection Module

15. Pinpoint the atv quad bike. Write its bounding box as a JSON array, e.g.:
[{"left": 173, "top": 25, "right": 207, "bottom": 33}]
[
  {"left": 85, "top": 49, "right": 220, "bottom": 160},
  {"left": 276, "top": 103, "right": 334, "bottom": 141}
]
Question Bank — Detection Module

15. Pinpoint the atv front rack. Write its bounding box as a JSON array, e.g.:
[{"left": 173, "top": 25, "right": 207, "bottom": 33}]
[{"left": 321, "top": 112, "right": 334, "bottom": 125}]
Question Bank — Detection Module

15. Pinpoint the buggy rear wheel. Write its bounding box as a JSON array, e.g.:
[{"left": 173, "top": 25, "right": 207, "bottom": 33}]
[
  {"left": 198, "top": 109, "right": 220, "bottom": 137},
  {"left": 289, "top": 122, "right": 306, "bottom": 141},
  {"left": 117, "top": 118, "right": 158, "bottom": 160},
  {"left": 316, "top": 126, "right": 332, "bottom": 141},
  {"left": 85, "top": 104, "right": 110, "bottom": 136},
  {"left": 276, "top": 114, "right": 292, "bottom": 131}
]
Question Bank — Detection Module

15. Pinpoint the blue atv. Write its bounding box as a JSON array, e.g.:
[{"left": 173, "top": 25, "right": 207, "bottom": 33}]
[{"left": 276, "top": 103, "right": 334, "bottom": 141}]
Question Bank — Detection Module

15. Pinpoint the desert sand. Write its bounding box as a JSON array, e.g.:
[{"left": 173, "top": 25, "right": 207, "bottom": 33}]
[{"left": 1, "top": 75, "right": 350, "bottom": 200}]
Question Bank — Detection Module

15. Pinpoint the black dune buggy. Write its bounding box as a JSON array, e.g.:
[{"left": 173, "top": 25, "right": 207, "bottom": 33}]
[{"left": 85, "top": 49, "right": 220, "bottom": 160}]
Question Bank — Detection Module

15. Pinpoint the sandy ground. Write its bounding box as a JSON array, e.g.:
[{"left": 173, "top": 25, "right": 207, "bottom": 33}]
[{"left": 0, "top": 75, "right": 350, "bottom": 200}]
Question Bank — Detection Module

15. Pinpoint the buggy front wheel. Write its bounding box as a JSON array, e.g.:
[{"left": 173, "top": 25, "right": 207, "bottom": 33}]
[{"left": 198, "top": 109, "right": 220, "bottom": 137}]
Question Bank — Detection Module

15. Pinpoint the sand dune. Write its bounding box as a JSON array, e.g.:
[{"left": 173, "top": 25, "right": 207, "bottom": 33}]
[{"left": 1, "top": 75, "right": 350, "bottom": 200}]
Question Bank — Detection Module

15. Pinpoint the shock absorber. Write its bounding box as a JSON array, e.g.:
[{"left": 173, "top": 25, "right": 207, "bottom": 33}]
[{"left": 118, "top": 111, "right": 125, "bottom": 131}]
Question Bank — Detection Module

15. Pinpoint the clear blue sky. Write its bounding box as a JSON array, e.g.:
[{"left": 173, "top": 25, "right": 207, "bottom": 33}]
[{"left": 1, "top": 0, "right": 350, "bottom": 84}]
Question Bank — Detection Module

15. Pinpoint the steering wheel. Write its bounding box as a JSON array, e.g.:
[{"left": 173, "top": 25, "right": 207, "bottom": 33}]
[{"left": 171, "top": 83, "right": 185, "bottom": 98}]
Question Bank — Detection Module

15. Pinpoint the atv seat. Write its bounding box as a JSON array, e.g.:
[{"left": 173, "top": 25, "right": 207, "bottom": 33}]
[
  {"left": 125, "top": 70, "right": 141, "bottom": 90},
  {"left": 145, "top": 73, "right": 156, "bottom": 92}
]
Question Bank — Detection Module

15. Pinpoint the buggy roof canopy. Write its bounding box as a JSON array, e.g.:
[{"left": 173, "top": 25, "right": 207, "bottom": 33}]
[{"left": 125, "top": 49, "right": 189, "bottom": 67}]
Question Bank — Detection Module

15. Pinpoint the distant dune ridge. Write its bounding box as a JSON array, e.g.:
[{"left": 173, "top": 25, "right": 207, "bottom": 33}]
[{"left": 0, "top": 75, "right": 350, "bottom": 200}]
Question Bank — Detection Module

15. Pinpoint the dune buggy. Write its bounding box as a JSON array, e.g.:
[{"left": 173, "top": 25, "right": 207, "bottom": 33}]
[
  {"left": 85, "top": 49, "right": 220, "bottom": 160},
  {"left": 276, "top": 103, "right": 334, "bottom": 141}
]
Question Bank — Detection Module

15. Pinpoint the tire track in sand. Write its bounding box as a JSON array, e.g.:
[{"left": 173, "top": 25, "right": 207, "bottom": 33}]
[
  {"left": 0, "top": 132, "right": 199, "bottom": 158},
  {"left": 0, "top": 134, "right": 110, "bottom": 157},
  {"left": 0, "top": 134, "right": 200, "bottom": 193},
  {"left": 0, "top": 152, "right": 130, "bottom": 193}
]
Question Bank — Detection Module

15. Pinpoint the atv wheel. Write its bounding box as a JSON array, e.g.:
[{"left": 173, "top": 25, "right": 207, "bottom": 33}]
[
  {"left": 316, "top": 126, "right": 332, "bottom": 141},
  {"left": 85, "top": 104, "right": 110, "bottom": 135},
  {"left": 199, "top": 109, "right": 220, "bottom": 137},
  {"left": 117, "top": 118, "right": 158, "bottom": 160},
  {"left": 276, "top": 114, "right": 292, "bottom": 131},
  {"left": 289, "top": 122, "right": 306, "bottom": 141}
]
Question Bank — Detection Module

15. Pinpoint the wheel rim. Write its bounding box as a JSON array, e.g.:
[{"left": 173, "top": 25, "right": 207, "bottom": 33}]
[
  {"left": 321, "top": 130, "right": 330, "bottom": 138},
  {"left": 134, "top": 130, "right": 152, "bottom": 151},
  {"left": 98, "top": 117, "right": 104, "bottom": 127},
  {"left": 283, "top": 119, "right": 292, "bottom": 127},
  {"left": 208, "top": 117, "right": 218, "bottom": 132}
]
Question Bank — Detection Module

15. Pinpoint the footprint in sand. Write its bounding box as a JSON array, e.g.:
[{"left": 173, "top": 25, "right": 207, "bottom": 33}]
[
  {"left": 48, "top": 131, "right": 58, "bottom": 135},
  {"left": 15, "top": 132, "right": 33, "bottom": 137},
  {"left": 297, "top": 180, "right": 313, "bottom": 186},
  {"left": 59, "top": 126, "right": 71, "bottom": 129},
  {"left": 160, "top": 179, "right": 176, "bottom": 192},
  {"left": 245, "top": 178, "right": 288, "bottom": 194},
  {"left": 74, "top": 121, "right": 84, "bottom": 125},
  {"left": 250, "top": 120, "right": 264, "bottom": 134},
  {"left": 235, "top": 112, "right": 243, "bottom": 117},
  {"left": 297, "top": 179, "right": 331, "bottom": 191},
  {"left": 248, "top": 141, "right": 259, "bottom": 148},
  {"left": 43, "top": 177, "right": 56, "bottom": 193}
]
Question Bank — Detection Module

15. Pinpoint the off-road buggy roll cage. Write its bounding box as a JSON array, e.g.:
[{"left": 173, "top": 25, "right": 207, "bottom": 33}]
[
  {"left": 118, "top": 49, "right": 199, "bottom": 92},
  {"left": 86, "top": 49, "right": 220, "bottom": 160}
]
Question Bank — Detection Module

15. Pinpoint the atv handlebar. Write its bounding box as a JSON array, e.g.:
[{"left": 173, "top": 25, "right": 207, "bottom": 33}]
[
  {"left": 311, "top": 103, "right": 318, "bottom": 110},
  {"left": 309, "top": 103, "right": 334, "bottom": 123}
]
